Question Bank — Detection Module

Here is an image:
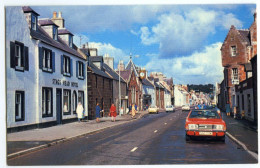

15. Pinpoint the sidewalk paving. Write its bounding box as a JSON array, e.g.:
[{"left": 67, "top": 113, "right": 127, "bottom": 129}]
[
  {"left": 222, "top": 112, "right": 258, "bottom": 154},
  {"left": 7, "top": 111, "right": 149, "bottom": 157}
]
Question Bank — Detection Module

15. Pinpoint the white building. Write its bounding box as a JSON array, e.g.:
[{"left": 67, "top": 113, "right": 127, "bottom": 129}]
[
  {"left": 159, "top": 81, "right": 171, "bottom": 107},
  {"left": 174, "top": 85, "right": 189, "bottom": 106},
  {"left": 6, "top": 6, "right": 87, "bottom": 131},
  {"left": 142, "top": 78, "right": 155, "bottom": 107}
]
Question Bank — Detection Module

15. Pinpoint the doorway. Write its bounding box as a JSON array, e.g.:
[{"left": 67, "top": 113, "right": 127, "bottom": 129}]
[{"left": 56, "top": 88, "right": 62, "bottom": 124}]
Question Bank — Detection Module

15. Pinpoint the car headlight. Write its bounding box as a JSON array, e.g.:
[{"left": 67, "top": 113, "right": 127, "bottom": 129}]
[
  {"left": 213, "top": 125, "right": 224, "bottom": 131},
  {"left": 188, "top": 124, "right": 198, "bottom": 130}
]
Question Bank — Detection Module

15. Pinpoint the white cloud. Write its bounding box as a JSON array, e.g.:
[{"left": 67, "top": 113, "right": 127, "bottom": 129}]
[
  {"left": 139, "top": 8, "right": 243, "bottom": 58},
  {"left": 144, "top": 42, "right": 224, "bottom": 84},
  {"left": 87, "top": 42, "right": 129, "bottom": 68},
  {"left": 32, "top": 5, "right": 170, "bottom": 33}
]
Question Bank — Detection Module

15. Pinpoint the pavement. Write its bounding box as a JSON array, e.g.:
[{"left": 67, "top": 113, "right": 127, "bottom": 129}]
[
  {"left": 7, "top": 110, "right": 149, "bottom": 159},
  {"left": 221, "top": 112, "right": 258, "bottom": 155}
]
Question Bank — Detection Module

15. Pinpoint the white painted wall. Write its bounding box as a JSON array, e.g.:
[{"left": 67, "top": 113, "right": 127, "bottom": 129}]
[
  {"left": 6, "top": 7, "right": 38, "bottom": 128},
  {"left": 6, "top": 7, "right": 88, "bottom": 128},
  {"left": 142, "top": 85, "right": 155, "bottom": 106}
]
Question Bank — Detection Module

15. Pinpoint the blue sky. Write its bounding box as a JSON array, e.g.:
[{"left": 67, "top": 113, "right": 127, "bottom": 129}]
[{"left": 31, "top": 4, "right": 256, "bottom": 85}]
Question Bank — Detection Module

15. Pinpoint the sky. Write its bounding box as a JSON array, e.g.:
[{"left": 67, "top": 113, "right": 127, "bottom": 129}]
[{"left": 28, "top": 4, "right": 256, "bottom": 84}]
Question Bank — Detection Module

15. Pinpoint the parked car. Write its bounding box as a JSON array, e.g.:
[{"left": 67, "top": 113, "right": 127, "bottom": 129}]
[
  {"left": 166, "top": 105, "right": 175, "bottom": 112},
  {"left": 148, "top": 105, "right": 159, "bottom": 114},
  {"left": 185, "top": 109, "right": 226, "bottom": 142},
  {"left": 182, "top": 105, "right": 190, "bottom": 111}
]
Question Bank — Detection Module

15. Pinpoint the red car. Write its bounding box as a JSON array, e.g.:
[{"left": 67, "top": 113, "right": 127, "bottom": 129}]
[{"left": 185, "top": 109, "right": 226, "bottom": 142}]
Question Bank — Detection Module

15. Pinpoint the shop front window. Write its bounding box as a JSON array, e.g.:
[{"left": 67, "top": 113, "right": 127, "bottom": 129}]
[{"left": 63, "top": 90, "right": 71, "bottom": 115}]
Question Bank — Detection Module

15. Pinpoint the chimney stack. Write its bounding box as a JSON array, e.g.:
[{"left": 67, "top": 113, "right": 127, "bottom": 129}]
[
  {"left": 51, "top": 11, "right": 65, "bottom": 28},
  {"left": 53, "top": 11, "right": 57, "bottom": 18},
  {"left": 58, "top": 11, "right": 62, "bottom": 18},
  {"left": 254, "top": 12, "right": 257, "bottom": 22}
]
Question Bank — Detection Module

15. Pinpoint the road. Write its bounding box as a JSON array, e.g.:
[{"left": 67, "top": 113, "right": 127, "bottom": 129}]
[{"left": 8, "top": 109, "right": 257, "bottom": 165}]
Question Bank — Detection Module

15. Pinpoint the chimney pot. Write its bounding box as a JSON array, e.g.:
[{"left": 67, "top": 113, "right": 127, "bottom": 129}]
[
  {"left": 58, "top": 11, "right": 62, "bottom": 18},
  {"left": 53, "top": 11, "right": 57, "bottom": 18}
]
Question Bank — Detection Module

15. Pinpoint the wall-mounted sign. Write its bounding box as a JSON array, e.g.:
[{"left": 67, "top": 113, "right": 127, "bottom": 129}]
[{"left": 52, "top": 79, "right": 78, "bottom": 87}]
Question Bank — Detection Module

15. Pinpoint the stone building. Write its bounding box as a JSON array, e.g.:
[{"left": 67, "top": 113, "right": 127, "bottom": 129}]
[
  {"left": 220, "top": 12, "right": 257, "bottom": 109},
  {"left": 80, "top": 46, "right": 113, "bottom": 120}
]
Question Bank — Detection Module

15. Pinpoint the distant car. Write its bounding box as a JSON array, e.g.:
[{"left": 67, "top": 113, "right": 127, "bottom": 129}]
[
  {"left": 148, "top": 105, "right": 159, "bottom": 114},
  {"left": 182, "top": 105, "right": 190, "bottom": 111},
  {"left": 166, "top": 105, "right": 175, "bottom": 112},
  {"left": 185, "top": 109, "right": 226, "bottom": 142}
]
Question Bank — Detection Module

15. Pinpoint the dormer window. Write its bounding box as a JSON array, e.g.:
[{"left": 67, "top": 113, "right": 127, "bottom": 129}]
[
  {"left": 69, "top": 35, "right": 73, "bottom": 48},
  {"left": 31, "top": 14, "right": 37, "bottom": 31},
  {"left": 53, "top": 26, "right": 58, "bottom": 40}
]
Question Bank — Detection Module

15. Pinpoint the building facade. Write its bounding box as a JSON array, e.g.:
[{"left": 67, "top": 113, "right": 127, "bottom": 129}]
[
  {"left": 220, "top": 12, "right": 257, "bottom": 110},
  {"left": 6, "top": 7, "right": 87, "bottom": 131}
]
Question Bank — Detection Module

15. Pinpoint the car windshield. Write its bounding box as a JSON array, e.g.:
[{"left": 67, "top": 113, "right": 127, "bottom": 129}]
[
  {"left": 189, "top": 110, "right": 220, "bottom": 119},
  {"left": 150, "top": 106, "right": 156, "bottom": 108},
  {"left": 166, "top": 106, "right": 172, "bottom": 108}
]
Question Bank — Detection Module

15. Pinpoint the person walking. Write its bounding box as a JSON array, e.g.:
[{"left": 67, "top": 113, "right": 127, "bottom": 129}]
[
  {"left": 226, "top": 103, "right": 231, "bottom": 116},
  {"left": 129, "top": 104, "right": 132, "bottom": 114},
  {"left": 131, "top": 104, "right": 136, "bottom": 118},
  {"left": 76, "top": 102, "right": 84, "bottom": 122},
  {"left": 96, "top": 103, "right": 102, "bottom": 123},
  {"left": 110, "top": 103, "right": 117, "bottom": 122}
]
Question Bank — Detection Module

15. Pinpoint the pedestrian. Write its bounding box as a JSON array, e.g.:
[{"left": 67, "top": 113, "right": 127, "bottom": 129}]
[
  {"left": 96, "top": 103, "right": 102, "bottom": 123},
  {"left": 63, "top": 102, "right": 68, "bottom": 112},
  {"left": 226, "top": 103, "right": 230, "bottom": 116},
  {"left": 146, "top": 104, "right": 149, "bottom": 110},
  {"left": 76, "top": 102, "right": 84, "bottom": 122},
  {"left": 109, "top": 103, "right": 117, "bottom": 122},
  {"left": 129, "top": 104, "right": 132, "bottom": 114},
  {"left": 131, "top": 104, "right": 136, "bottom": 118},
  {"left": 233, "top": 107, "right": 237, "bottom": 118},
  {"left": 135, "top": 104, "right": 138, "bottom": 113}
]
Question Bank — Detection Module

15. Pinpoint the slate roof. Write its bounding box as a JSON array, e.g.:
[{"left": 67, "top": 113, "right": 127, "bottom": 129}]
[
  {"left": 22, "top": 6, "right": 40, "bottom": 16},
  {"left": 38, "top": 19, "right": 58, "bottom": 26},
  {"left": 125, "top": 59, "right": 138, "bottom": 76},
  {"left": 117, "top": 70, "right": 131, "bottom": 82},
  {"left": 103, "top": 63, "right": 126, "bottom": 82},
  {"left": 30, "top": 25, "right": 85, "bottom": 60},
  {"left": 88, "top": 61, "right": 112, "bottom": 79},
  {"left": 238, "top": 30, "right": 250, "bottom": 44},
  {"left": 142, "top": 78, "right": 154, "bottom": 87},
  {"left": 58, "top": 28, "right": 74, "bottom": 36},
  {"left": 90, "top": 56, "right": 103, "bottom": 62}
]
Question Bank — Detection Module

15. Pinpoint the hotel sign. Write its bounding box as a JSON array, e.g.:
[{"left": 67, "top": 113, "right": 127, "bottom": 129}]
[{"left": 52, "top": 79, "right": 78, "bottom": 87}]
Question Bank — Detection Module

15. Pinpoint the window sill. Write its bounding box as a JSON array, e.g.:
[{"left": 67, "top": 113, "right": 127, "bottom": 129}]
[
  {"left": 63, "top": 112, "right": 71, "bottom": 115},
  {"left": 15, "top": 66, "right": 24, "bottom": 72},
  {"left": 63, "top": 73, "right": 71, "bottom": 77},
  {"left": 42, "top": 114, "right": 53, "bottom": 118},
  {"left": 78, "top": 76, "right": 84, "bottom": 80},
  {"left": 42, "top": 67, "right": 53, "bottom": 73},
  {"left": 15, "top": 118, "right": 24, "bottom": 122}
]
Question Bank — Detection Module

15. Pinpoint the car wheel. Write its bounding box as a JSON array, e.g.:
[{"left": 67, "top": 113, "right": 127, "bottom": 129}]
[{"left": 185, "top": 135, "right": 191, "bottom": 141}]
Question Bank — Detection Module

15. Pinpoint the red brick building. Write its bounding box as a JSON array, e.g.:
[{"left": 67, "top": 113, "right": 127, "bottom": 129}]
[
  {"left": 119, "top": 69, "right": 141, "bottom": 109},
  {"left": 220, "top": 12, "right": 257, "bottom": 109}
]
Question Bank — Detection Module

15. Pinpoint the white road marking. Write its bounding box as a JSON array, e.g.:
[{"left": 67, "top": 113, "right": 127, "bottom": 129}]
[
  {"left": 164, "top": 123, "right": 167, "bottom": 125},
  {"left": 154, "top": 130, "right": 158, "bottom": 133},
  {"left": 131, "top": 147, "right": 138, "bottom": 152}
]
